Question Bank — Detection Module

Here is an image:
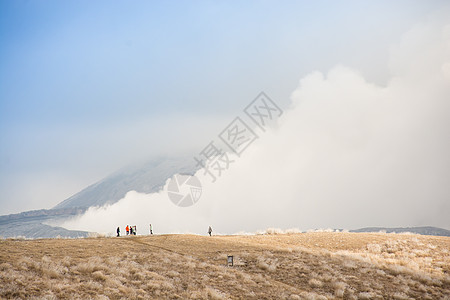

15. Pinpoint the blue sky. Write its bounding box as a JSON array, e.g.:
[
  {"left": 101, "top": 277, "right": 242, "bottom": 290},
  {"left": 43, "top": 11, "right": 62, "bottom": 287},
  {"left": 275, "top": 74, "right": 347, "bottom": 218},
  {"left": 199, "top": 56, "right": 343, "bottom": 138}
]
[{"left": 0, "top": 0, "right": 447, "bottom": 215}]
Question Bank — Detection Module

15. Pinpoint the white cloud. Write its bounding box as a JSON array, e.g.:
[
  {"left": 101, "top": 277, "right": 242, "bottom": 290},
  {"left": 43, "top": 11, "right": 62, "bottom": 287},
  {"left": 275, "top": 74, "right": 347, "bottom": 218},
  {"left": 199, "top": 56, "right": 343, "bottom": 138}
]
[{"left": 61, "top": 19, "right": 450, "bottom": 235}]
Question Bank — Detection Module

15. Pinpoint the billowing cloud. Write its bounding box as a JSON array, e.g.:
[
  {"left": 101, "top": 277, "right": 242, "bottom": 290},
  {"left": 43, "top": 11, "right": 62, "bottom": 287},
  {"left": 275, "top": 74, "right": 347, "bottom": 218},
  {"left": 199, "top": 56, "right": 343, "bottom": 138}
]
[{"left": 61, "top": 19, "right": 450, "bottom": 235}]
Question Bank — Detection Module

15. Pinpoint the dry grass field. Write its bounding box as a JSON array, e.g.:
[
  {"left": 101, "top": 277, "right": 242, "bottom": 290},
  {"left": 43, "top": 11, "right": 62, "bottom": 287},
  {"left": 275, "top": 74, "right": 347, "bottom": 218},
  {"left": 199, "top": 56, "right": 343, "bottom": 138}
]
[{"left": 1, "top": 231, "right": 449, "bottom": 299}]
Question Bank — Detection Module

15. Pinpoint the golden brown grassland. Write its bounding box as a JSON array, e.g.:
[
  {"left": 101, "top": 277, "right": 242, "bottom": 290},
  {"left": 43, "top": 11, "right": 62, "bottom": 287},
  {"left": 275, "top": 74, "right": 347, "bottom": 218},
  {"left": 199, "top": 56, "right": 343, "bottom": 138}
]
[{"left": 0, "top": 232, "right": 449, "bottom": 299}]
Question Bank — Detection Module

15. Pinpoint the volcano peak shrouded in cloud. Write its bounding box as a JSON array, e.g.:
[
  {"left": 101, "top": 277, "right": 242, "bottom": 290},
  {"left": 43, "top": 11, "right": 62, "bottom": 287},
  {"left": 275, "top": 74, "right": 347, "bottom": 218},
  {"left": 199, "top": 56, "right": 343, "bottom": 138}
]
[
  {"left": 0, "top": 1, "right": 449, "bottom": 232},
  {"left": 61, "top": 16, "right": 450, "bottom": 235}
]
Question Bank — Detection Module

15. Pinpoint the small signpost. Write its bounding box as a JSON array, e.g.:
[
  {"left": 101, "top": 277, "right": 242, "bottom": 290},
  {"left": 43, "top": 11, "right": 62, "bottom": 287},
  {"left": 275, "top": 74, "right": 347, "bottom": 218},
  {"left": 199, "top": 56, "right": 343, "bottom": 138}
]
[{"left": 227, "top": 255, "right": 233, "bottom": 267}]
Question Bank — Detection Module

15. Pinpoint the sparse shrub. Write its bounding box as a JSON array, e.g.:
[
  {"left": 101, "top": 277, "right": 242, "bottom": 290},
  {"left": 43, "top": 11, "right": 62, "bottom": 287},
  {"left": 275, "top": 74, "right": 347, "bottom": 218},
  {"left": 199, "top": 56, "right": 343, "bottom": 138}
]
[
  {"left": 166, "top": 270, "right": 179, "bottom": 278},
  {"left": 256, "top": 257, "right": 277, "bottom": 272},
  {"left": 300, "top": 291, "right": 328, "bottom": 300},
  {"left": 0, "top": 262, "right": 11, "bottom": 271},
  {"left": 367, "top": 243, "right": 382, "bottom": 253},
  {"left": 308, "top": 278, "right": 323, "bottom": 288},
  {"left": 87, "top": 232, "right": 107, "bottom": 238},
  {"left": 41, "top": 266, "right": 61, "bottom": 279},
  {"left": 265, "top": 228, "right": 284, "bottom": 235},
  {"left": 342, "top": 259, "right": 358, "bottom": 269},
  {"left": 92, "top": 270, "right": 107, "bottom": 281},
  {"left": 61, "top": 256, "right": 72, "bottom": 267},
  {"left": 392, "top": 292, "right": 412, "bottom": 300},
  {"left": 332, "top": 281, "right": 347, "bottom": 297},
  {"left": 205, "top": 286, "right": 226, "bottom": 299},
  {"left": 358, "top": 292, "right": 377, "bottom": 299}
]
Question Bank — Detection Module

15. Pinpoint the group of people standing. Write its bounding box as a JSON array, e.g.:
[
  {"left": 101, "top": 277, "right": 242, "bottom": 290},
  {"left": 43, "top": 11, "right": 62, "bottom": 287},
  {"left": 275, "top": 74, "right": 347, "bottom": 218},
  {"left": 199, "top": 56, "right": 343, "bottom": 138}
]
[
  {"left": 116, "top": 225, "right": 136, "bottom": 236},
  {"left": 126, "top": 225, "right": 137, "bottom": 235},
  {"left": 116, "top": 224, "right": 153, "bottom": 237},
  {"left": 116, "top": 224, "right": 213, "bottom": 236}
]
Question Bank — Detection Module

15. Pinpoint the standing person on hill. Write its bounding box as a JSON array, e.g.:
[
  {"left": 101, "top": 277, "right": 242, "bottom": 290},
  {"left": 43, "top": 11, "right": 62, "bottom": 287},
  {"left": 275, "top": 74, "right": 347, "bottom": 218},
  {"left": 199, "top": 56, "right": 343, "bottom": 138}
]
[
  {"left": 126, "top": 225, "right": 129, "bottom": 235},
  {"left": 208, "top": 226, "right": 212, "bottom": 236},
  {"left": 116, "top": 227, "right": 120, "bottom": 237},
  {"left": 149, "top": 224, "right": 153, "bottom": 235}
]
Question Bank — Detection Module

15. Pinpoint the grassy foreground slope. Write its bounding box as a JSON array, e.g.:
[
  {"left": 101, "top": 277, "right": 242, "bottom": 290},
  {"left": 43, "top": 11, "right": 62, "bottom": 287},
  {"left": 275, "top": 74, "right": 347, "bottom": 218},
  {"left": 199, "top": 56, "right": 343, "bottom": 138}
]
[{"left": 1, "top": 232, "right": 449, "bottom": 299}]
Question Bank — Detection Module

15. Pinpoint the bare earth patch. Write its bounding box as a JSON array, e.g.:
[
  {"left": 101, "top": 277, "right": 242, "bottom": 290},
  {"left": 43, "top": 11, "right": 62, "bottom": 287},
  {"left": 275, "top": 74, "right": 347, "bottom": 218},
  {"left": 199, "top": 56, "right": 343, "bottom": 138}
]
[{"left": 0, "top": 232, "right": 449, "bottom": 299}]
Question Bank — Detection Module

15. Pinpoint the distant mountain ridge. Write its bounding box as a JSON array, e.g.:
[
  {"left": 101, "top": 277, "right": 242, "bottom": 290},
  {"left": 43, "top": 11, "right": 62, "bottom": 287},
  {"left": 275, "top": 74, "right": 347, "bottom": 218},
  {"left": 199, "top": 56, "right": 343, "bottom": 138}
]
[
  {"left": 0, "top": 207, "right": 89, "bottom": 239},
  {"left": 351, "top": 226, "right": 450, "bottom": 237},
  {"left": 0, "top": 207, "right": 87, "bottom": 224}
]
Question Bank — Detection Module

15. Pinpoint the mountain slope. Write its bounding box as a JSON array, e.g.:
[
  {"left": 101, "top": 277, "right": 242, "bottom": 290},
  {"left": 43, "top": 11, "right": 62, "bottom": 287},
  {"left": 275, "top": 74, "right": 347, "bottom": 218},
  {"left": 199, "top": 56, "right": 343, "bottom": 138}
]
[{"left": 53, "top": 156, "right": 197, "bottom": 209}]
